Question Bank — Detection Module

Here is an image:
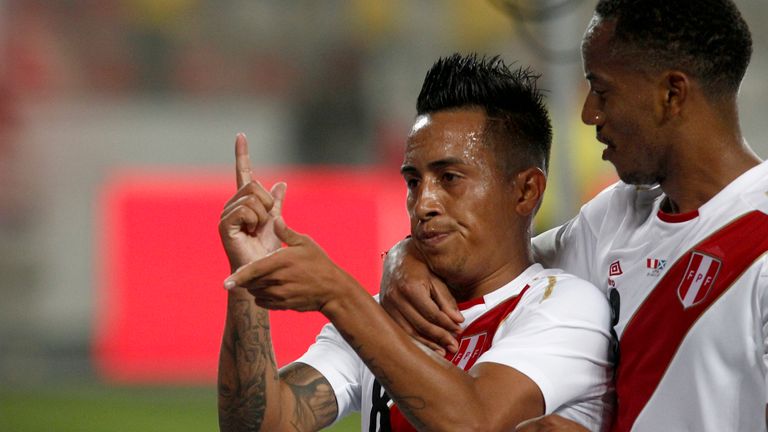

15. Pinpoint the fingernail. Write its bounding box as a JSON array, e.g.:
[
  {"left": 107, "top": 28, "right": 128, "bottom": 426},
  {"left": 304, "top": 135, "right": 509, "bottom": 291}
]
[{"left": 224, "top": 279, "right": 236, "bottom": 290}]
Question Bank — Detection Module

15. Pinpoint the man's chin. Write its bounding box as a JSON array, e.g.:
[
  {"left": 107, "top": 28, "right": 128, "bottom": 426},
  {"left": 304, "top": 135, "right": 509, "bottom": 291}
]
[
  {"left": 424, "top": 255, "right": 466, "bottom": 285},
  {"left": 616, "top": 169, "right": 660, "bottom": 186}
]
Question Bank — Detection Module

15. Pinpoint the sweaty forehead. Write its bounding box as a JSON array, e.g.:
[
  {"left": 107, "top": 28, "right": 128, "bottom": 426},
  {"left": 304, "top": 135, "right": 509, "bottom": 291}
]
[
  {"left": 582, "top": 17, "right": 618, "bottom": 65},
  {"left": 404, "top": 109, "right": 490, "bottom": 165}
]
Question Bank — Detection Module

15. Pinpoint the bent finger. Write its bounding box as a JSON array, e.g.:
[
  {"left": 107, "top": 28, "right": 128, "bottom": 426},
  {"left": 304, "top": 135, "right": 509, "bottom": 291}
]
[
  {"left": 221, "top": 195, "right": 271, "bottom": 229},
  {"left": 404, "top": 285, "right": 461, "bottom": 334},
  {"left": 269, "top": 182, "right": 287, "bottom": 217},
  {"left": 430, "top": 281, "right": 464, "bottom": 325},
  {"left": 219, "top": 204, "right": 261, "bottom": 236},
  {"left": 385, "top": 306, "right": 446, "bottom": 356},
  {"left": 398, "top": 298, "right": 459, "bottom": 353}
]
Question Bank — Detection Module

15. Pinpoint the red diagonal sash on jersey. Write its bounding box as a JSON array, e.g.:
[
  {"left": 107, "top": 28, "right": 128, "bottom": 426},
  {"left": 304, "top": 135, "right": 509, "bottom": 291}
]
[
  {"left": 612, "top": 211, "right": 768, "bottom": 432},
  {"left": 388, "top": 285, "right": 531, "bottom": 432}
]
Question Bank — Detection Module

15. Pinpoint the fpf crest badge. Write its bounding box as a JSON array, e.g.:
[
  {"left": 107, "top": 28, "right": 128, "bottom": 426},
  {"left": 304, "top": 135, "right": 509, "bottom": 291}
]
[
  {"left": 450, "top": 332, "right": 488, "bottom": 370},
  {"left": 676, "top": 252, "right": 722, "bottom": 309}
]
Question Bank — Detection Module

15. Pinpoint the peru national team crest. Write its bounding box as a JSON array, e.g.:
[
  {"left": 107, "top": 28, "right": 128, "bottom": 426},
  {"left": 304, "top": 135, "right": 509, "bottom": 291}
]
[
  {"left": 450, "top": 332, "right": 488, "bottom": 370},
  {"left": 677, "top": 252, "right": 722, "bottom": 309}
]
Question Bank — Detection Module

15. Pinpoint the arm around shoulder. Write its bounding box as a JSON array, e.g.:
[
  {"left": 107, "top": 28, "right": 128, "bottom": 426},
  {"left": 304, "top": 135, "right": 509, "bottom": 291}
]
[{"left": 476, "top": 275, "right": 613, "bottom": 429}]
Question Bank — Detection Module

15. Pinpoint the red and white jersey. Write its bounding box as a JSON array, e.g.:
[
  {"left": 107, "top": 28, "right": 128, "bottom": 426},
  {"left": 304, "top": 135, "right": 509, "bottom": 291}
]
[
  {"left": 297, "top": 264, "right": 613, "bottom": 431},
  {"left": 534, "top": 161, "right": 768, "bottom": 431}
]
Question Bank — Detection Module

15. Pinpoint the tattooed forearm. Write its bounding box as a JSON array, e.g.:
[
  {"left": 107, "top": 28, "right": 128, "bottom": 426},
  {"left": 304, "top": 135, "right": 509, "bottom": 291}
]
[
  {"left": 218, "top": 298, "right": 277, "bottom": 432},
  {"left": 337, "top": 326, "right": 428, "bottom": 430},
  {"left": 280, "top": 363, "right": 338, "bottom": 431},
  {"left": 368, "top": 355, "right": 428, "bottom": 430}
]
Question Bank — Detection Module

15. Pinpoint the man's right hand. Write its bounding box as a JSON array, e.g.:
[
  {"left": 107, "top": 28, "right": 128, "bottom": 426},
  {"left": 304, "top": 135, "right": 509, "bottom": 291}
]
[
  {"left": 218, "top": 133, "right": 286, "bottom": 271},
  {"left": 379, "top": 237, "right": 464, "bottom": 355}
]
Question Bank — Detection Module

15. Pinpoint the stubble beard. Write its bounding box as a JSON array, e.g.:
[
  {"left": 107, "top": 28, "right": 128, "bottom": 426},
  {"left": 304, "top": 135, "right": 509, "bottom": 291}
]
[
  {"left": 424, "top": 252, "right": 476, "bottom": 302},
  {"left": 615, "top": 155, "right": 666, "bottom": 186}
]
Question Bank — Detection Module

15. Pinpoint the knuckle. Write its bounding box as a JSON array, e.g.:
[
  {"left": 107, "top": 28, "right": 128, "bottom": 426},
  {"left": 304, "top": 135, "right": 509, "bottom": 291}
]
[
  {"left": 415, "top": 323, "right": 442, "bottom": 340},
  {"left": 401, "top": 283, "right": 421, "bottom": 297},
  {"left": 424, "top": 310, "right": 440, "bottom": 323},
  {"left": 241, "top": 182, "right": 256, "bottom": 194},
  {"left": 410, "top": 318, "right": 431, "bottom": 334}
]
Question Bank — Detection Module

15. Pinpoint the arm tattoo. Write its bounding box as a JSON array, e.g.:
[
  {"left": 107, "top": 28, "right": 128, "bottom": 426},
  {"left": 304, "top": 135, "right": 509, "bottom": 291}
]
[
  {"left": 218, "top": 299, "right": 277, "bottom": 432},
  {"left": 337, "top": 327, "right": 428, "bottom": 430},
  {"left": 280, "top": 363, "right": 338, "bottom": 431}
]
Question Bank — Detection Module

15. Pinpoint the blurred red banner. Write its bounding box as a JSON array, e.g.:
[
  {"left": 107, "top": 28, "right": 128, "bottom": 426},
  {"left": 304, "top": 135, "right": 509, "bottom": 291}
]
[{"left": 93, "top": 167, "right": 408, "bottom": 383}]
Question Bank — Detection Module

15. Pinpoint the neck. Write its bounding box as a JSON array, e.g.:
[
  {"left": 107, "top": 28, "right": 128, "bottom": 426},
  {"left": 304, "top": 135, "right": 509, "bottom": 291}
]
[
  {"left": 659, "top": 105, "right": 761, "bottom": 213},
  {"left": 447, "top": 252, "right": 534, "bottom": 303},
  {"left": 661, "top": 137, "right": 760, "bottom": 214}
]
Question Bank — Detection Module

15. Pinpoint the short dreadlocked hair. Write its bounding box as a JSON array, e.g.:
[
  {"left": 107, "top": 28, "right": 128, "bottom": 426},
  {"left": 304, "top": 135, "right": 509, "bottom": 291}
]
[
  {"left": 416, "top": 53, "right": 552, "bottom": 176},
  {"left": 592, "top": 0, "right": 752, "bottom": 99}
]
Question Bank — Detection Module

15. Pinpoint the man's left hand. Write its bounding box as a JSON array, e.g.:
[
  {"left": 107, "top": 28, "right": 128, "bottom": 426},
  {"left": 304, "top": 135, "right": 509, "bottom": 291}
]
[{"left": 224, "top": 217, "right": 360, "bottom": 312}]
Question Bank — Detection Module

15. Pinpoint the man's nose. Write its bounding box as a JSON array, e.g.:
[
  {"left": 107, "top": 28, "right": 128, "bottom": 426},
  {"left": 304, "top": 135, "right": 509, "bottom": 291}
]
[
  {"left": 581, "top": 95, "right": 605, "bottom": 127},
  {"left": 413, "top": 180, "right": 443, "bottom": 221}
]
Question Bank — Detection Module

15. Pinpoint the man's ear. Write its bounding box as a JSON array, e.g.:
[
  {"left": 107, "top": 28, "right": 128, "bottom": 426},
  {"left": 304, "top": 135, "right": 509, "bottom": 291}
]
[
  {"left": 661, "top": 70, "right": 689, "bottom": 120},
  {"left": 513, "top": 167, "right": 547, "bottom": 217}
]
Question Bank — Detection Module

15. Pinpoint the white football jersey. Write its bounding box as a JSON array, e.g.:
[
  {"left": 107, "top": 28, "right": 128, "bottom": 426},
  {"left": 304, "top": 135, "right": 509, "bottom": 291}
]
[
  {"left": 297, "top": 264, "right": 613, "bottom": 431},
  {"left": 534, "top": 161, "right": 768, "bottom": 431}
]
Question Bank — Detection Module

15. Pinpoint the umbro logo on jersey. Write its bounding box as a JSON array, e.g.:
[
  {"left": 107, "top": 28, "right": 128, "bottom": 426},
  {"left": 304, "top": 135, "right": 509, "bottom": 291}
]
[
  {"left": 608, "top": 260, "right": 623, "bottom": 288},
  {"left": 677, "top": 252, "right": 722, "bottom": 309},
  {"left": 609, "top": 260, "right": 623, "bottom": 276}
]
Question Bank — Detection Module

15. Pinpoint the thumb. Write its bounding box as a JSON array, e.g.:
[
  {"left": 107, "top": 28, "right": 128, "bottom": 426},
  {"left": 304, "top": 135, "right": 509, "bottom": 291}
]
[
  {"left": 270, "top": 182, "right": 287, "bottom": 217},
  {"left": 274, "top": 216, "right": 303, "bottom": 246}
]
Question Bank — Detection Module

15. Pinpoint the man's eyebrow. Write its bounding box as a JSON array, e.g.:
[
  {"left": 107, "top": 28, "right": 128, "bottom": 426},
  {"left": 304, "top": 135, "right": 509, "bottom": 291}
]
[
  {"left": 428, "top": 157, "right": 466, "bottom": 170},
  {"left": 585, "top": 72, "right": 608, "bottom": 85},
  {"left": 400, "top": 157, "right": 467, "bottom": 175}
]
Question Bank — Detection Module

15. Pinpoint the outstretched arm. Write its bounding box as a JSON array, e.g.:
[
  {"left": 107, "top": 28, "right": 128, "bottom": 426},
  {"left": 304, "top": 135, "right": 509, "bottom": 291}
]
[{"left": 217, "top": 134, "right": 338, "bottom": 432}]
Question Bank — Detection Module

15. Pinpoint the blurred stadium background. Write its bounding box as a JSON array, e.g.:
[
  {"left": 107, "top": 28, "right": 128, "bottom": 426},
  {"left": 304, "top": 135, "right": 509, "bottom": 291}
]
[{"left": 0, "top": 1, "right": 766, "bottom": 430}]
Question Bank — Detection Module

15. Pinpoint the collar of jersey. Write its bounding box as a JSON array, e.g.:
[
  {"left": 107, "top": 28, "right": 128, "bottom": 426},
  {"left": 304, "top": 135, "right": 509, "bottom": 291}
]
[
  {"left": 456, "top": 263, "right": 543, "bottom": 313},
  {"left": 655, "top": 160, "right": 768, "bottom": 223}
]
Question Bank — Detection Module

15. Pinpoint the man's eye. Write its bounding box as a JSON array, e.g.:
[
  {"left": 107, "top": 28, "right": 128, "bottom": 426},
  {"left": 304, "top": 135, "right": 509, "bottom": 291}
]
[
  {"left": 442, "top": 173, "right": 458, "bottom": 182},
  {"left": 405, "top": 178, "right": 419, "bottom": 189}
]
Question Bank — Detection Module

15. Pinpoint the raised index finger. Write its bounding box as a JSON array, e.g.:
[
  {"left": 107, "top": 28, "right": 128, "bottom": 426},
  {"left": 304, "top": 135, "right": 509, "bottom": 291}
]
[{"left": 235, "top": 133, "right": 252, "bottom": 188}]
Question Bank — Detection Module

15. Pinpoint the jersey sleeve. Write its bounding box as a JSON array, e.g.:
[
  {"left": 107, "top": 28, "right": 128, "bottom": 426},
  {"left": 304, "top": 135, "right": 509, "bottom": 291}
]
[
  {"left": 532, "top": 183, "right": 618, "bottom": 285},
  {"left": 294, "top": 322, "right": 365, "bottom": 424},
  {"left": 474, "top": 276, "right": 613, "bottom": 428},
  {"left": 760, "top": 257, "right": 768, "bottom": 404}
]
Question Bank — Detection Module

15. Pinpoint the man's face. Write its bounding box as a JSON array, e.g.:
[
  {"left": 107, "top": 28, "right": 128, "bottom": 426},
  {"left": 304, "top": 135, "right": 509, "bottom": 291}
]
[
  {"left": 401, "top": 108, "right": 518, "bottom": 290},
  {"left": 581, "top": 17, "right": 670, "bottom": 185}
]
